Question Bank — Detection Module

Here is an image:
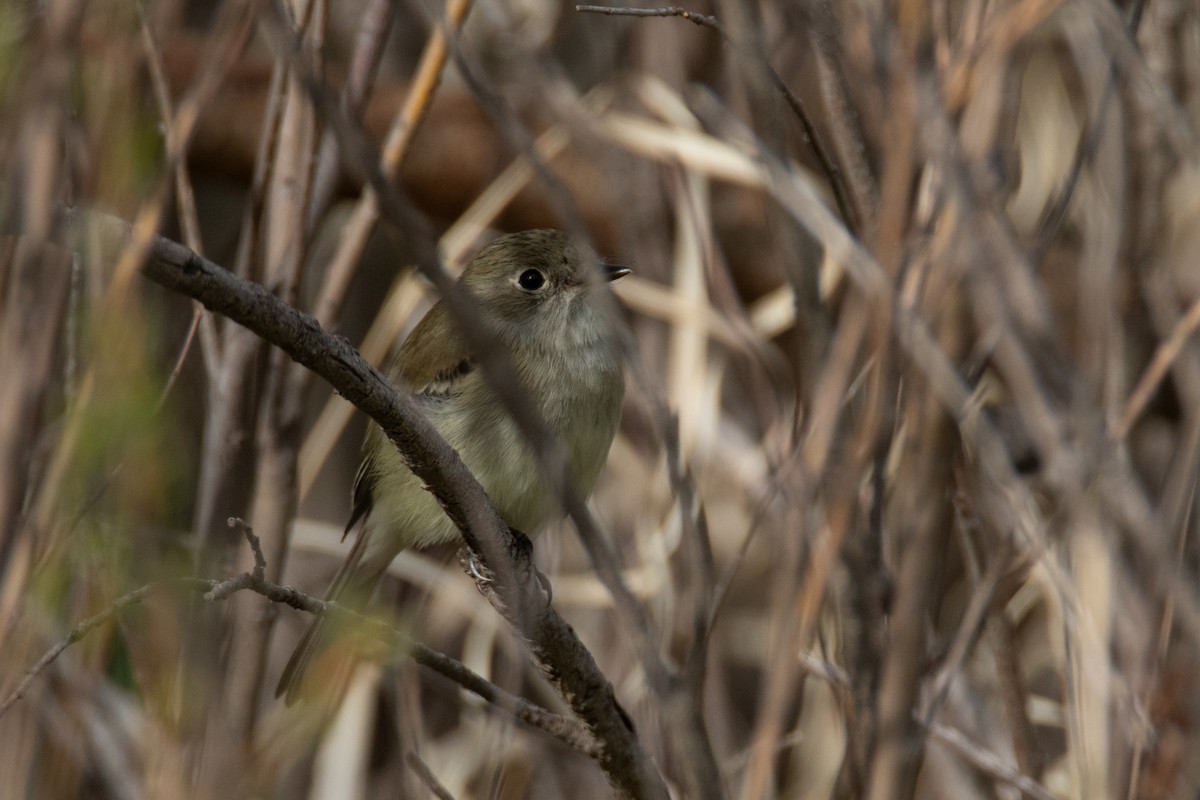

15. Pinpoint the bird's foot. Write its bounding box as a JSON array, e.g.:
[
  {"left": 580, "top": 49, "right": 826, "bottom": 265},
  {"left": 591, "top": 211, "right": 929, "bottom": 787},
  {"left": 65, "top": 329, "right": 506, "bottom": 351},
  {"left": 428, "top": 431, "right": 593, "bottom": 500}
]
[{"left": 465, "top": 550, "right": 491, "bottom": 585}]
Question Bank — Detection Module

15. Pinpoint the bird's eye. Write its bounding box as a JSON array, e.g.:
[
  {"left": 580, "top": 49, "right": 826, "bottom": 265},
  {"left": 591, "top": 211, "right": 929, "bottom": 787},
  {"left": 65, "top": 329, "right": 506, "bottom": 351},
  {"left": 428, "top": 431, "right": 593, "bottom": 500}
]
[{"left": 518, "top": 269, "right": 546, "bottom": 291}]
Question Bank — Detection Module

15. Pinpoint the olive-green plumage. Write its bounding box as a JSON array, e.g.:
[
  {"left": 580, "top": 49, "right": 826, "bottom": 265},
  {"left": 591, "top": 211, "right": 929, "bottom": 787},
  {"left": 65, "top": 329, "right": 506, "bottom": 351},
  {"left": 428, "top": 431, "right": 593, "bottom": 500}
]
[{"left": 277, "top": 229, "right": 627, "bottom": 703}]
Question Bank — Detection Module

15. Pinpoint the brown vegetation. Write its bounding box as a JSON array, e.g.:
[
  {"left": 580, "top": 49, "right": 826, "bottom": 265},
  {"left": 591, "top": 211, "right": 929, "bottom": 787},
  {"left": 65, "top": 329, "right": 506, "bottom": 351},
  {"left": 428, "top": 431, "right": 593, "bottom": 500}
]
[{"left": 3, "top": 0, "right": 1200, "bottom": 798}]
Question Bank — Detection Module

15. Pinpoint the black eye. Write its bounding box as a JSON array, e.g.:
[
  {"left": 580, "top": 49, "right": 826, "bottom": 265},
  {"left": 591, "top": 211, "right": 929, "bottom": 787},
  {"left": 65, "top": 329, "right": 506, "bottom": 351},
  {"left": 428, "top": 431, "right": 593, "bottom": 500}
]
[{"left": 518, "top": 269, "right": 545, "bottom": 291}]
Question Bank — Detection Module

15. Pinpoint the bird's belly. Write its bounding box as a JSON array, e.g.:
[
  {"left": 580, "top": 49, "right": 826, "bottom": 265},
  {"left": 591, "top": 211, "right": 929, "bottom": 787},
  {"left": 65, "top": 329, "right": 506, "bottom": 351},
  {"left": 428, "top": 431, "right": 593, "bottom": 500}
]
[
  {"left": 444, "top": 365, "right": 620, "bottom": 534},
  {"left": 371, "top": 359, "right": 621, "bottom": 549}
]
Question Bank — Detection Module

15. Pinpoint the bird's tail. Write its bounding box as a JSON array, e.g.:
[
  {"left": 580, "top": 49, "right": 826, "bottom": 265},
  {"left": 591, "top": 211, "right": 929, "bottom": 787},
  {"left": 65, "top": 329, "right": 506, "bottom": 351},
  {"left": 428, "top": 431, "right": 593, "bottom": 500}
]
[
  {"left": 274, "top": 613, "right": 329, "bottom": 706},
  {"left": 275, "top": 519, "right": 384, "bottom": 705}
]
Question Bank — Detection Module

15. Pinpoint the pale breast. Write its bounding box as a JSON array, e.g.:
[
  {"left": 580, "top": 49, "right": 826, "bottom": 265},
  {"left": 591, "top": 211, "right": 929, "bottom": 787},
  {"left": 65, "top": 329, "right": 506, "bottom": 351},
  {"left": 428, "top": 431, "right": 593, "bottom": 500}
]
[
  {"left": 453, "top": 347, "right": 623, "bottom": 535},
  {"left": 369, "top": 329, "right": 623, "bottom": 550}
]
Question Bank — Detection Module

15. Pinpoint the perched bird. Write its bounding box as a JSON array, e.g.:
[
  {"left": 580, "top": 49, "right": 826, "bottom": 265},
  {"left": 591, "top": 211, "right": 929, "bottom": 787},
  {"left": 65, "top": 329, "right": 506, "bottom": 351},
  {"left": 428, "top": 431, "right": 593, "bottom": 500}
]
[{"left": 277, "top": 229, "right": 628, "bottom": 703}]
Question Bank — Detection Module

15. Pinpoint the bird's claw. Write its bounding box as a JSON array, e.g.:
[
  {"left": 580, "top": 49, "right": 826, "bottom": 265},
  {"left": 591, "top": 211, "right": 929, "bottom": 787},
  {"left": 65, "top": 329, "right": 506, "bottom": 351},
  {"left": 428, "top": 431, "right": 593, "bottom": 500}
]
[{"left": 466, "top": 551, "right": 491, "bottom": 585}]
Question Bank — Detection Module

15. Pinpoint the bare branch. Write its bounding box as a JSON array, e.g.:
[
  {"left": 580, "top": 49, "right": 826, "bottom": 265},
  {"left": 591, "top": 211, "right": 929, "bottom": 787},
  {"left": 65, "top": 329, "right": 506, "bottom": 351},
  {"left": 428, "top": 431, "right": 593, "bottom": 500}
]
[
  {"left": 227, "top": 517, "right": 266, "bottom": 579},
  {"left": 8, "top": 202, "right": 665, "bottom": 799},
  {"left": 0, "top": 567, "right": 596, "bottom": 755}
]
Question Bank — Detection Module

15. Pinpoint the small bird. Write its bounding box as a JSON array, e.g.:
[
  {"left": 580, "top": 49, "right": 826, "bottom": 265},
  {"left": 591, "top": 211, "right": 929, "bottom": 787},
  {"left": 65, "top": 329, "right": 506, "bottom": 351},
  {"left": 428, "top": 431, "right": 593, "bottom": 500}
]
[{"left": 276, "top": 229, "right": 628, "bottom": 703}]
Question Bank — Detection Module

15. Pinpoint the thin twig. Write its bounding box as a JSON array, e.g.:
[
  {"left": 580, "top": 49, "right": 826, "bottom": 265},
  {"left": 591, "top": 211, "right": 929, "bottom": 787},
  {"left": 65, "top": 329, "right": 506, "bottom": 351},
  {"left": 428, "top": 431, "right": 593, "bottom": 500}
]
[
  {"left": 227, "top": 517, "right": 266, "bottom": 578},
  {"left": 0, "top": 582, "right": 165, "bottom": 718},
  {"left": 0, "top": 566, "right": 596, "bottom": 753},
  {"left": 1114, "top": 294, "right": 1200, "bottom": 440},
  {"left": 925, "top": 720, "right": 1058, "bottom": 800},
  {"left": 577, "top": 3, "right": 717, "bottom": 25},
  {"left": 406, "top": 752, "right": 458, "bottom": 800}
]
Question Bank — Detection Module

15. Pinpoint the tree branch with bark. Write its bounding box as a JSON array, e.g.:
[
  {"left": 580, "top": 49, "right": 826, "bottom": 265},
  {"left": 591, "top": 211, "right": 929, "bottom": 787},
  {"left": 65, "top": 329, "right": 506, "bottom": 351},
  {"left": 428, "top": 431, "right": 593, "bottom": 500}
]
[{"left": 3, "top": 201, "right": 666, "bottom": 800}]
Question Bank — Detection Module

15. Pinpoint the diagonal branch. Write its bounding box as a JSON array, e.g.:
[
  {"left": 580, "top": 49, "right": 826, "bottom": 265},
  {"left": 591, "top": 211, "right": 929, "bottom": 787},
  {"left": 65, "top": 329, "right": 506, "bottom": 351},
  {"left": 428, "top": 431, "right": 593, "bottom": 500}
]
[{"left": 8, "top": 202, "right": 666, "bottom": 800}]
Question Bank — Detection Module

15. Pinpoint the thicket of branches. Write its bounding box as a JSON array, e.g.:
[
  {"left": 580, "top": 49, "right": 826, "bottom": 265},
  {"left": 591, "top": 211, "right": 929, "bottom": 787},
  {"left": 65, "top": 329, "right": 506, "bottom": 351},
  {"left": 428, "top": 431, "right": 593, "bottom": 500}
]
[{"left": 3, "top": 0, "right": 1200, "bottom": 798}]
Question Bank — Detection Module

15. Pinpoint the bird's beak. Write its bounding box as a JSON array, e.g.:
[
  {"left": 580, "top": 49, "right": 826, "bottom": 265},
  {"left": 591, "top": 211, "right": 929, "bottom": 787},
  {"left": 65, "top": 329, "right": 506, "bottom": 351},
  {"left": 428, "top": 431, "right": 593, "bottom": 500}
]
[{"left": 604, "top": 264, "right": 631, "bottom": 282}]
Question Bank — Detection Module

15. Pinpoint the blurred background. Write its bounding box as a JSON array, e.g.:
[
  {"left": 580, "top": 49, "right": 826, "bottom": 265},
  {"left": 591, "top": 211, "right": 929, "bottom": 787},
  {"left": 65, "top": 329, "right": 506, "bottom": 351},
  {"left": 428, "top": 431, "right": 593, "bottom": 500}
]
[{"left": 3, "top": 0, "right": 1200, "bottom": 797}]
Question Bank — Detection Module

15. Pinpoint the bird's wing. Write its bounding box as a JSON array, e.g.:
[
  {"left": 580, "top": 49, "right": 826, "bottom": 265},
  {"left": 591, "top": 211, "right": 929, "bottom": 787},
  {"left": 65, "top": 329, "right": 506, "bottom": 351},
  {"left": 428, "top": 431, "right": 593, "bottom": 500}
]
[
  {"left": 392, "top": 299, "right": 476, "bottom": 394},
  {"left": 275, "top": 500, "right": 375, "bottom": 704}
]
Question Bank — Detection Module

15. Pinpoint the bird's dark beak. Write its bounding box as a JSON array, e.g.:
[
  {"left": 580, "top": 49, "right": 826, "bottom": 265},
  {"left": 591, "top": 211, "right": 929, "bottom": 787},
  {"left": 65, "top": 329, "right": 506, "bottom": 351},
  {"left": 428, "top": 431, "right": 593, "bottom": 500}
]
[{"left": 604, "top": 264, "right": 632, "bottom": 282}]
